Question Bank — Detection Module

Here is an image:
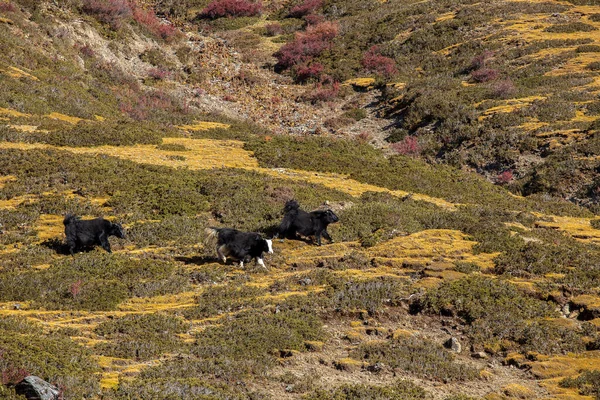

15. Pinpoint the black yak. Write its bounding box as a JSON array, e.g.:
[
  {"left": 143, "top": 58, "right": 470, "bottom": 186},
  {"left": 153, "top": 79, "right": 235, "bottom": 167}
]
[
  {"left": 205, "top": 227, "right": 273, "bottom": 269},
  {"left": 64, "top": 214, "right": 125, "bottom": 255},
  {"left": 278, "top": 200, "right": 339, "bottom": 246}
]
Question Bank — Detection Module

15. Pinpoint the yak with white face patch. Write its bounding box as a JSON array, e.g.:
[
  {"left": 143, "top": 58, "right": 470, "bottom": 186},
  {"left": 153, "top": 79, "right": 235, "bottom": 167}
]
[{"left": 205, "top": 227, "right": 273, "bottom": 269}]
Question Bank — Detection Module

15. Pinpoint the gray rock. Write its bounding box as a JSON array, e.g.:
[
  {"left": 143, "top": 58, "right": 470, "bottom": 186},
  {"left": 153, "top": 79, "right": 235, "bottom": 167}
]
[
  {"left": 14, "top": 376, "right": 60, "bottom": 400},
  {"left": 472, "top": 351, "right": 488, "bottom": 359},
  {"left": 444, "top": 337, "right": 462, "bottom": 353}
]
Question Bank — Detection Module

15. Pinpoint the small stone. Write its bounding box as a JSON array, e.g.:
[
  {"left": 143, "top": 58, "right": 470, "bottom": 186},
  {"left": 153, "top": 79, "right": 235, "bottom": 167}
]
[
  {"left": 13, "top": 303, "right": 21, "bottom": 310},
  {"left": 472, "top": 351, "right": 488, "bottom": 359},
  {"left": 444, "top": 337, "right": 462, "bottom": 353}
]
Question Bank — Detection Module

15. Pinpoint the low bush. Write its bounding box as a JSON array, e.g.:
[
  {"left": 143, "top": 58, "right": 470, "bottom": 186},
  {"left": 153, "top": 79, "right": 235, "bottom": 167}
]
[
  {"left": 199, "top": 0, "right": 262, "bottom": 19},
  {"left": 289, "top": 0, "right": 323, "bottom": 18},
  {"left": 94, "top": 314, "right": 189, "bottom": 360},
  {"left": 0, "top": 321, "right": 99, "bottom": 399},
  {"left": 576, "top": 44, "right": 600, "bottom": 53},
  {"left": 304, "top": 380, "right": 427, "bottom": 400},
  {"left": 0, "top": 252, "right": 188, "bottom": 310},
  {"left": 329, "top": 277, "right": 406, "bottom": 315},
  {"left": 361, "top": 46, "right": 397, "bottom": 78},
  {"left": 559, "top": 370, "right": 600, "bottom": 399},
  {"left": 189, "top": 309, "right": 323, "bottom": 376},
  {"left": 184, "top": 284, "right": 267, "bottom": 319},
  {"left": 544, "top": 22, "right": 597, "bottom": 33},
  {"left": 81, "top": 0, "right": 132, "bottom": 30},
  {"left": 351, "top": 336, "right": 480, "bottom": 381},
  {"left": 274, "top": 21, "right": 339, "bottom": 70}
]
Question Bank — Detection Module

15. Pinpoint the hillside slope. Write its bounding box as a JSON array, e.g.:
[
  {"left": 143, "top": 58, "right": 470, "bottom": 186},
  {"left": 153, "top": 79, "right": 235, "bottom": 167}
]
[{"left": 0, "top": 1, "right": 600, "bottom": 400}]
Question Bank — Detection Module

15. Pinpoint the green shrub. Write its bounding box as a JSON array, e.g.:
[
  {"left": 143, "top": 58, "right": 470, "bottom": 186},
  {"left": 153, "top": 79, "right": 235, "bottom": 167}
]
[
  {"left": 0, "top": 327, "right": 99, "bottom": 399},
  {"left": 304, "top": 380, "right": 427, "bottom": 400},
  {"left": 184, "top": 284, "right": 267, "bottom": 319},
  {"left": 351, "top": 336, "right": 480, "bottom": 381},
  {"left": 94, "top": 313, "right": 189, "bottom": 360},
  {"left": 418, "top": 275, "right": 555, "bottom": 324},
  {"left": 559, "top": 370, "right": 600, "bottom": 399},
  {"left": 576, "top": 44, "right": 600, "bottom": 53},
  {"left": 588, "top": 61, "right": 600, "bottom": 71},
  {"left": 329, "top": 277, "right": 406, "bottom": 315},
  {"left": 544, "top": 22, "right": 597, "bottom": 33},
  {"left": 0, "top": 252, "right": 188, "bottom": 310},
  {"left": 342, "top": 108, "right": 367, "bottom": 121},
  {"left": 104, "top": 377, "right": 268, "bottom": 399},
  {"left": 192, "top": 309, "right": 323, "bottom": 371}
]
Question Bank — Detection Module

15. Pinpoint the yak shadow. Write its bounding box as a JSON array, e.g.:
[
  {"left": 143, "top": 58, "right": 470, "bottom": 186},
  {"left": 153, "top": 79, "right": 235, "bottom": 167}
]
[
  {"left": 174, "top": 255, "right": 215, "bottom": 266},
  {"left": 41, "top": 238, "right": 103, "bottom": 255},
  {"left": 40, "top": 238, "right": 70, "bottom": 255}
]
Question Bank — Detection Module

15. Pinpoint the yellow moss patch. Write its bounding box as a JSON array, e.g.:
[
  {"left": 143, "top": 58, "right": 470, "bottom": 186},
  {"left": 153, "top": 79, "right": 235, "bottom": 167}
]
[
  {"left": 334, "top": 357, "right": 363, "bottom": 372},
  {"left": 117, "top": 291, "right": 197, "bottom": 312},
  {"left": 94, "top": 115, "right": 106, "bottom": 121},
  {"left": 0, "top": 175, "right": 16, "bottom": 189},
  {"left": 0, "top": 17, "right": 14, "bottom": 24},
  {"left": 436, "top": 11, "right": 455, "bottom": 22},
  {"left": 0, "top": 107, "right": 30, "bottom": 118},
  {"left": 100, "top": 372, "right": 120, "bottom": 389},
  {"left": 501, "top": 383, "right": 536, "bottom": 399},
  {"left": 367, "top": 229, "right": 497, "bottom": 270},
  {"left": 3, "top": 66, "right": 39, "bottom": 81},
  {"left": 571, "top": 295, "right": 600, "bottom": 311},
  {"left": 343, "top": 77, "right": 376, "bottom": 89},
  {"left": 177, "top": 121, "right": 231, "bottom": 131},
  {"left": 529, "top": 351, "right": 600, "bottom": 379},
  {"left": 46, "top": 112, "right": 83, "bottom": 124},
  {"left": 36, "top": 214, "right": 65, "bottom": 242},
  {"left": 534, "top": 215, "right": 600, "bottom": 244},
  {"left": 392, "top": 328, "right": 414, "bottom": 339},
  {"left": 478, "top": 96, "right": 546, "bottom": 121}
]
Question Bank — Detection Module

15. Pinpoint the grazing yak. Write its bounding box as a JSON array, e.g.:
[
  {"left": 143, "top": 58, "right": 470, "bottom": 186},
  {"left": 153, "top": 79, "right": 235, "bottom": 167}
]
[
  {"left": 64, "top": 214, "right": 125, "bottom": 255},
  {"left": 278, "top": 200, "right": 339, "bottom": 246},
  {"left": 205, "top": 227, "right": 273, "bottom": 269}
]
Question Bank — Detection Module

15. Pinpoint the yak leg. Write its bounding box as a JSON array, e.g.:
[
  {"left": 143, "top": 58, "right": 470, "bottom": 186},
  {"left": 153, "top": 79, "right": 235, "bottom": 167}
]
[
  {"left": 99, "top": 232, "right": 112, "bottom": 253},
  {"left": 217, "top": 245, "right": 227, "bottom": 263}
]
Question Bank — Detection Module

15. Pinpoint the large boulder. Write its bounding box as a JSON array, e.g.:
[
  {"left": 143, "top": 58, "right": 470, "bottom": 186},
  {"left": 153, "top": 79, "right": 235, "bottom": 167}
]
[{"left": 14, "top": 376, "right": 60, "bottom": 400}]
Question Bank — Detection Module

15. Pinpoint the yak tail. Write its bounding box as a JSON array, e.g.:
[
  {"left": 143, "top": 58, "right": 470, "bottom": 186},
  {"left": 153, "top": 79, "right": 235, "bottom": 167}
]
[
  {"left": 204, "top": 227, "right": 220, "bottom": 247},
  {"left": 63, "top": 213, "right": 80, "bottom": 226},
  {"left": 279, "top": 200, "right": 300, "bottom": 238}
]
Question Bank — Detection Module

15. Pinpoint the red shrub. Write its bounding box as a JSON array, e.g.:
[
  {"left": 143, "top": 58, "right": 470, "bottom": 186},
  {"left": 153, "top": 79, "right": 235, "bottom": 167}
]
[
  {"left": 471, "top": 68, "right": 499, "bottom": 83},
  {"left": 496, "top": 170, "right": 514, "bottom": 184},
  {"left": 294, "top": 62, "right": 323, "bottom": 82},
  {"left": 70, "top": 279, "right": 83, "bottom": 298},
  {"left": 117, "top": 88, "right": 180, "bottom": 120},
  {"left": 265, "top": 23, "right": 283, "bottom": 36},
  {"left": 391, "top": 136, "right": 420, "bottom": 156},
  {"left": 289, "top": 0, "right": 322, "bottom": 18},
  {"left": 304, "top": 13, "right": 325, "bottom": 25},
  {"left": 133, "top": 6, "right": 177, "bottom": 41},
  {"left": 361, "top": 46, "right": 397, "bottom": 78},
  {"left": 0, "top": 2, "right": 16, "bottom": 12},
  {"left": 147, "top": 67, "right": 170, "bottom": 80},
  {"left": 199, "top": 0, "right": 262, "bottom": 19},
  {"left": 275, "top": 21, "right": 338, "bottom": 70},
  {"left": 357, "top": 131, "right": 372, "bottom": 142},
  {"left": 75, "top": 43, "right": 96, "bottom": 57},
  {"left": 470, "top": 50, "right": 494, "bottom": 70},
  {"left": 81, "top": 0, "right": 133, "bottom": 30},
  {"left": 302, "top": 80, "right": 340, "bottom": 103},
  {"left": 490, "top": 79, "right": 516, "bottom": 99},
  {"left": 0, "top": 350, "right": 29, "bottom": 386},
  {"left": 223, "top": 94, "right": 236, "bottom": 102}
]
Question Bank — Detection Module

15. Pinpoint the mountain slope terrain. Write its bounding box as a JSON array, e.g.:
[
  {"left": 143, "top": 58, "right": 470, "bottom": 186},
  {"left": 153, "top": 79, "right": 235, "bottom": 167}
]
[{"left": 0, "top": 1, "right": 600, "bottom": 399}]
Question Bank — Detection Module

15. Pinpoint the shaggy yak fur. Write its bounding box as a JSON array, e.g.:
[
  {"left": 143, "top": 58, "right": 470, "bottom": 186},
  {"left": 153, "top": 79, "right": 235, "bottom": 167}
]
[
  {"left": 64, "top": 214, "right": 125, "bottom": 255},
  {"left": 278, "top": 200, "right": 339, "bottom": 246},
  {"left": 205, "top": 227, "right": 273, "bottom": 269}
]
